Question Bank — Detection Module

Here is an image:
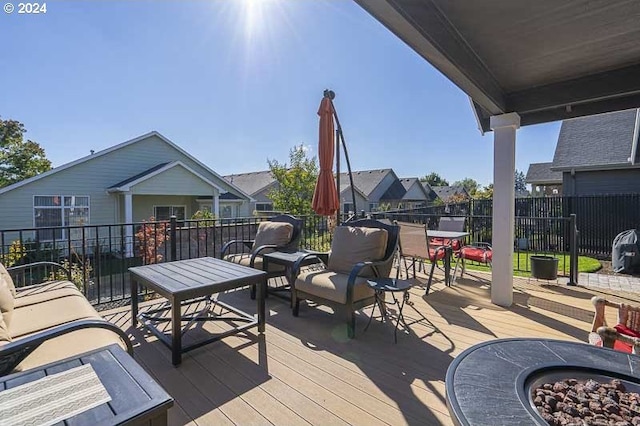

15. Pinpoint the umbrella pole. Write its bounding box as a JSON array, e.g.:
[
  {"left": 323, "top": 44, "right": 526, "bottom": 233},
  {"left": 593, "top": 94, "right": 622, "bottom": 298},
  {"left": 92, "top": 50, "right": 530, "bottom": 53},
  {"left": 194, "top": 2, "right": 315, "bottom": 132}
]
[
  {"left": 335, "top": 126, "right": 340, "bottom": 223},
  {"left": 324, "top": 90, "right": 357, "bottom": 220}
]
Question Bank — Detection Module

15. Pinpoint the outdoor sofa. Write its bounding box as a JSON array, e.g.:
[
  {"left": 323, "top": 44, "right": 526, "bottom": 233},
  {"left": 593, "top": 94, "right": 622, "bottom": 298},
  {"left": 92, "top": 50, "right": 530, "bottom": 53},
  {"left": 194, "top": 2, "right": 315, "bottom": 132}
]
[{"left": 0, "top": 261, "right": 133, "bottom": 376}]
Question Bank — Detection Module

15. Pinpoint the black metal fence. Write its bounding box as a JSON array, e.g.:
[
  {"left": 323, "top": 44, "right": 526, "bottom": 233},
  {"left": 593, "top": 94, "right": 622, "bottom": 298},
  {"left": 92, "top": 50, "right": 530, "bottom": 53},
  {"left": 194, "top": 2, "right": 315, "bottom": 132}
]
[
  {"left": 371, "top": 211, "right": 578, "bottom": 282},
  {"left": 0, "top": 215, "right": 333, "bottom": 307},
  {"left": 401, "top": 194, "right": 640, "bottom": 258}
]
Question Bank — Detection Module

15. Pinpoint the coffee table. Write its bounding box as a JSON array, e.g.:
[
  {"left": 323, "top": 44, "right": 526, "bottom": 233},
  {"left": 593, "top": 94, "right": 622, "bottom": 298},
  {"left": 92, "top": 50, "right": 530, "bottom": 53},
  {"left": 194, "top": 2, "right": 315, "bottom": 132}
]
[
  {"left": 129, "top": 257, "right": 267, "bottom": 365},
  {"left": 0, "top": 344, "right": 173, "bottom": 425}
]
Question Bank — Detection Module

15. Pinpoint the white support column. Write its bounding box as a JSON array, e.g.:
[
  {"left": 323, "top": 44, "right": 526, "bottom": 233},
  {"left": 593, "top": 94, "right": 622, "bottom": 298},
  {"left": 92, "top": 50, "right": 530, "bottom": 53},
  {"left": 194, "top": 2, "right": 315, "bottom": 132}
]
[
  {"left": 124, "top": 192, "right": 134, "bottom": 257},
  {"left": 213, "top": 192, "right": 220, "bottom": 218},
  {"left": 490, "top": 112, "right": 520, "bottom": 307}
]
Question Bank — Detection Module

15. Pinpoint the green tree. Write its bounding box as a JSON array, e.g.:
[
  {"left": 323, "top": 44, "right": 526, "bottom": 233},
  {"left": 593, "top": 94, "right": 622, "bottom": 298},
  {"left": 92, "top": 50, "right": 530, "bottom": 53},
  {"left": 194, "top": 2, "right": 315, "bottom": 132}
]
[
  {"left": 474, "top": 183, "right": 494, "bottom": 199},
  {"left": 452, "top": 177, "right": 479, "bottom": 196},
  {"left": 0, "top": 118, "right": 51, "bottom": 188},
  {"left": 515, "top": 169, "right": 529, "bottom": 196},
  {"left": 421, "top": 172, "right": 449, "bottom": 187},
  {"left": 267, "top": 145, "right": 318, "bottom": 216}
]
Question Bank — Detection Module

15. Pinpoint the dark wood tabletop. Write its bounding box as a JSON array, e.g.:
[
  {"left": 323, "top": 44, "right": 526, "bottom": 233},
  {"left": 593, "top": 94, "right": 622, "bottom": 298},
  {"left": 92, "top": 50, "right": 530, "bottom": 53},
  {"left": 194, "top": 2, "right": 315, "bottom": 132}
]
[
  {"left": 129, "top": 257, "right": 267, "bottom": 300},
  {"left": 0, "top": 344, "right": 173, "bottom": 426}
]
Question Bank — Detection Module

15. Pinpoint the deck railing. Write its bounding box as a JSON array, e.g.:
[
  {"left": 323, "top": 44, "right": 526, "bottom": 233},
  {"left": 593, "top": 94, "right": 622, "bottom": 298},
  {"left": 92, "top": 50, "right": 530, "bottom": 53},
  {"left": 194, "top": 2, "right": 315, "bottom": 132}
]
[{"left": 0, "top": 212, "right": 579, "bottom": 308}]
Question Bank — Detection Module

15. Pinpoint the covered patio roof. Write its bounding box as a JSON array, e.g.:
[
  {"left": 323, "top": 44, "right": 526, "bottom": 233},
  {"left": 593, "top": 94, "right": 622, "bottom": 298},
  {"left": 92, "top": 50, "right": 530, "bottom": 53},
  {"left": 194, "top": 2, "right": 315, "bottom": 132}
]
[
  {"left": 354, "top": 0, "right": 640, "bottom": 307},
  {"left": 354, "top": 0, "right": 640, "bottom": 132}
]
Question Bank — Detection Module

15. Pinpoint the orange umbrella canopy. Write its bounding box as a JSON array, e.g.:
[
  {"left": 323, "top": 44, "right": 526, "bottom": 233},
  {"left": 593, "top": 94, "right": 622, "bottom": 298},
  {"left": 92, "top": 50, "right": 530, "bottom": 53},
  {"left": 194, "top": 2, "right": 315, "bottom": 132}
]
[{"left": 312, "top": 97, "right": 340, "bottom": 216}]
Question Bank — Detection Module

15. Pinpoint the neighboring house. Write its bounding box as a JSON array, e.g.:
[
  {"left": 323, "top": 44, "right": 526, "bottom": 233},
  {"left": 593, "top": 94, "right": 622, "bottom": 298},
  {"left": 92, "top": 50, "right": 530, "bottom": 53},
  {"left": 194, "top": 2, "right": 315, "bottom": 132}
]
[
  {"left": 430, "top": 185, "right": 470, "bottom": 203},
  {"left": 224, "top": 170, "right": 277, "bottom": 212},
  {"left": 338, "top": 169, "right": 404, "bottom": 212},
  {"left": 526, "top": 108, "right": 640, "bottom": 196},
  {"left": 0, "top": 131, "right": 253, "bottom": 243},
  {"left": 525, "top": 162, "right": 563, "bottom": 196},
  {"left": 398, "top": 178, "right": 431, "bottom": 210}
]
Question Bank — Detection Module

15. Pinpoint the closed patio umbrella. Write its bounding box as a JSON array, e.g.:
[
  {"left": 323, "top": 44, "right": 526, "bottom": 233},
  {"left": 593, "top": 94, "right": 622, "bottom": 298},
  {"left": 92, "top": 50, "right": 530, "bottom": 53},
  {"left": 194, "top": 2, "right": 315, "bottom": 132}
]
[{"left": 312, "top": 96, "right": 340, "bottom": 216}]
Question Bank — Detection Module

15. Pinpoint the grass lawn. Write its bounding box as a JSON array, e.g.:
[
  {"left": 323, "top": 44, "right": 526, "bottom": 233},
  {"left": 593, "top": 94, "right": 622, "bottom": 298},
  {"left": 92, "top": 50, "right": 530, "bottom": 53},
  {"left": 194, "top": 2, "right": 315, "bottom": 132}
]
[{"left": 462, "top": 252, "right": 602, "bottom": 277}]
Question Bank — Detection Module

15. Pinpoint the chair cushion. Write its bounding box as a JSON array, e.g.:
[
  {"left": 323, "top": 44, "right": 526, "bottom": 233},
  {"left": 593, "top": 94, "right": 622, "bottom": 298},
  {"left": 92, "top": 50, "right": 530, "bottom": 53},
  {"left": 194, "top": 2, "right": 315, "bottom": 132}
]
[
  {"left": 614, "top": 323, "right": 640, "bottom": 339},
  {"left": 224, "top": 254, "right": 286, "bottom": 273},
  {"left": 428, "top": 248, "right": 446, "bottom": 262},
  {"left": 252, "top": 222, "right": 294, "bottom": 253},
  {"left": 328, "top": 226, "right": 388, "bottom": 276},
  {"left": 430, "top": 238, "right": 461, "bottom": 251},
  {"left": 461, "top": 247, "right": 492, "bottom": 263},
  {"left": 295, "top": 270, "right": 375, "bottom": 304},
  {"left": 15, "top": 328, "right": 127, "bottom": 372},
  {"left": 10, "top": 292, "right": 101, "bottom": 338}
]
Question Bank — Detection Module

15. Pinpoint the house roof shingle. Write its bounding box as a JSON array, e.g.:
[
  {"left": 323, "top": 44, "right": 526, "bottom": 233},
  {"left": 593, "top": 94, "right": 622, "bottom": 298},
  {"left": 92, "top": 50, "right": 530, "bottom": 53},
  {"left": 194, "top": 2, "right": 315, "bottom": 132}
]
[
  {"left": 552, "top": 109, "right": 639, "bottom": 171},
  {"left": 338, "top": 169, "right": 394, "bottom": 197},
  {"left": 431, "top": 185, "right": 468, "bottom": 201},
  {"left": 224, "top": 171, "right": 275, "bottom": 196},
  {"left": 108, "top": 162, "right": 170, "bottom": 189},
  {"left": 525, "top": 162, "right": 563, "bottom": 184}
]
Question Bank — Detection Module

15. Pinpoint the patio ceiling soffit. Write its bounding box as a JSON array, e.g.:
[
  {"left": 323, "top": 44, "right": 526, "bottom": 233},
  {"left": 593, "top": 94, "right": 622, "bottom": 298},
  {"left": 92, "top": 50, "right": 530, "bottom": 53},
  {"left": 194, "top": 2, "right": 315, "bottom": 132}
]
[{"left": 354, "top": 0, "right": 640, "bottom": 132}]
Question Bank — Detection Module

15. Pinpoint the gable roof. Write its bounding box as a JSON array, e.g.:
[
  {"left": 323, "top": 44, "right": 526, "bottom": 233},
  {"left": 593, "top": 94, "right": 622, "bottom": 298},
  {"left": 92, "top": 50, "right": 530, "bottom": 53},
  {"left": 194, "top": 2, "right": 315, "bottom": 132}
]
[
  {"left": 399, "top": 177, "right": 429, "bottom": 200},
  {"left": 380, "top": 178, "right": 407, "bottom": 201},
  {"left": 525, "top": 162, "right": 563, "bottom": 185},
  {"left": 431, "top": 185, "right": 469, "bottom": 201},
  {"left": 107, "top": 161, "right": 225, "bottom": 193},
  {"left": 339, "top": 182, "right": 368, "bottom": 200},
  {"left": 338, "top": 169, "right": 395, "bottom": 198},
  {"left": 0, "top": 131, "right": 253, "bottom": 200},
  {"left": 224, "top": 171, "right": 276, "bottom": 196},
  {"left": 552, "top": 109, "right": 640, "bottom": 171}
]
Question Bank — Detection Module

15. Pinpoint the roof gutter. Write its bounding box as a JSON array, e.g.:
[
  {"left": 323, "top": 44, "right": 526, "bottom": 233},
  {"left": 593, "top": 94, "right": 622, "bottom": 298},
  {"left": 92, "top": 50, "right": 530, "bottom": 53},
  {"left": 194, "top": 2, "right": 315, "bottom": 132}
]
[{"left": 630, "top": 109, "right": 640, "bottom": 165}]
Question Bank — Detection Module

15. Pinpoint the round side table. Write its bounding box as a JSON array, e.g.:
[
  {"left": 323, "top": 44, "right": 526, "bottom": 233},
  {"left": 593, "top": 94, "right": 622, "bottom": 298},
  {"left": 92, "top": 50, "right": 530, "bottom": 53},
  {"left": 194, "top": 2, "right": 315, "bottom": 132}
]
[{"left": 364, "top": 277, "right": 413, "bottom": 343}]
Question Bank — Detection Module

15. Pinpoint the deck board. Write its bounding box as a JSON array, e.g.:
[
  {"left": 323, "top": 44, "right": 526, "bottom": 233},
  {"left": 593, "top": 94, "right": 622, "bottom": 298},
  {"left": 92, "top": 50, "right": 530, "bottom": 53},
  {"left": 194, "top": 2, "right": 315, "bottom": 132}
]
[{"left": 102, "top": 269, "right": 631, "bottom": 426}]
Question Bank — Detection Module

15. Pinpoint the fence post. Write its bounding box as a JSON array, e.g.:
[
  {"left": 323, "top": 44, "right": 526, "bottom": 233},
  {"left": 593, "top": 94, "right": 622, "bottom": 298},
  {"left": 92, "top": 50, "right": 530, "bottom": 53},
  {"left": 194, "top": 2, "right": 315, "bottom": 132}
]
[
  {"left": 170, "top": 216, "right": 177, "bottom": 261},
  {"left": 568, "top": 213, "right": 578, "bottom": 286}
]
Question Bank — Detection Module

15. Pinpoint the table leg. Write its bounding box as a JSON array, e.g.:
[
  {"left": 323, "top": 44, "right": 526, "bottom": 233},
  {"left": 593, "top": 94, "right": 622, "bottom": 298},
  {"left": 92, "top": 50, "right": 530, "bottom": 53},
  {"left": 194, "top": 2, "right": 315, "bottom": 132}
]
[
  {"left": 444, "top": 247, "right": 452, "bottom": 286},
  {"left": 257, "top": 278, "right": 266, "bottom": 333},
  {"left": 394, "top": 291, "right": 409, "bottom": 344},
  {"left": 131, "top": 278, "right": 139, "bottom": 327},
  {"left": 171, "top": 298, "right": 182, "bottom": 366},
  {"left": 364, "top": 292, "right": 380, "bottom": 333}
]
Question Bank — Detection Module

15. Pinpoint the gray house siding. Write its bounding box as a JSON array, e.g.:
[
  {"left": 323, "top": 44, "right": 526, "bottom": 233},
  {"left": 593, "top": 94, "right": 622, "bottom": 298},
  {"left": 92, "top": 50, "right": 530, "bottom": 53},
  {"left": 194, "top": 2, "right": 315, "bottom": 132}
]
[
  {"left": 562, "top": 169, "right": 640, "bottom": 196},
  {"left": 368, "top": 173, "right": 397, "bottom": 204},
  {"left": 0, "top": 134, "right": 249, "bottom": 231},
  {"left": 340, "top": 189, "right": 367, "bottom": 214}
]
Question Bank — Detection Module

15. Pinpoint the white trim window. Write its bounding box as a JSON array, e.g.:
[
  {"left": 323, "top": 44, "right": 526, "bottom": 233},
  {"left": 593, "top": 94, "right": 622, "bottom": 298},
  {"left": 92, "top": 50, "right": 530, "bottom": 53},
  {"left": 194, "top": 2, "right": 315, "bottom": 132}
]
[
  {"left": 153, "top": 206, "right": 186, "bottom": 221},
  {"left": 255, "top": 202, "right": 273, "bottom": 212},
  {"left": 34, "top": 195, "right": 90, "bottom": 241},
  {"left": 369, "top": 202, "right": 379, "bottom": 212},
  {"left": 220, "top": 203, "right": 239, "bottom": 219}
]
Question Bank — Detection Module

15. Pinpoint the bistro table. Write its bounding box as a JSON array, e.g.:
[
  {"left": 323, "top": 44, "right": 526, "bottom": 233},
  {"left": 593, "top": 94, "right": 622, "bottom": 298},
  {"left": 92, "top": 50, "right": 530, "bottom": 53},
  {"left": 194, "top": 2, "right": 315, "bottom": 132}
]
[
  {"left": 0, "top": 344, "right": 173, "bottom": 425},
  {"left": 364, "top": 277, "right": 413, "bottom": 343},
  {"left": 427, "top": 230, "right": 470, "bottom": 287},
  {"left": 262, "top": 250, "right": 326, "bottom": 304},
  {"left": 129, "top": 257, "right": 267, "bottom": 365}
]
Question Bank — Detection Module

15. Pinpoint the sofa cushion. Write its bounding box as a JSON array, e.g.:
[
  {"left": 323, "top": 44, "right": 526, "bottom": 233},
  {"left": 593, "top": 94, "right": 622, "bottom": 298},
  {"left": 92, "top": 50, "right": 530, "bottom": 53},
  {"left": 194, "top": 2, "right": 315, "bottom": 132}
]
[
  {"left": 0, "top": 274, "right": 14, "bottom": 329},
  {"left": 15, "top": 328, "right": 127, "bottom": 372},
  {"left": 328, "top": 226, "right": 388, "bottom": 277},
  {"left": 0, "top": 263, "right": 16, "bottom": 297},
  {"left": 0, "top": 310, "right": 11, "bottom": 345},
  {"left": 295, "top": 270, "right": 375, "bottom": 304},
  {"left": 14, "top": 281, "right": 81, "bottom": 308},
  {"left": 224, "top": 254, "right": 286, "bottom": 273},
  {"left": 252, "top": 222, "right": 293, "bottom": 254},
  {"left": 10, "top": 293, "right": 101, "bottom": 339}
]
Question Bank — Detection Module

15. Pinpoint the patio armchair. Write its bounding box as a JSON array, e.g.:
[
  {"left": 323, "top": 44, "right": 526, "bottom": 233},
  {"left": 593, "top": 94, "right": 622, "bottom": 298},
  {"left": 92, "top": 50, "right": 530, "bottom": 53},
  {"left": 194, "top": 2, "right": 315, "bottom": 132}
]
[
  {"left": 590, "top": 296, "right": 640, "bottom": 353},
  {"left": 396, "top": 222, "right": 447, "bottom": 294},
  {"left": 221, "top": 214, "right": 303, "bottom": 299},
  {"left": 0, "top": 261, "right": 133, "bottom": 376},
  {"left": 290, "top": 219, "right": 399, "bottom": 338}
]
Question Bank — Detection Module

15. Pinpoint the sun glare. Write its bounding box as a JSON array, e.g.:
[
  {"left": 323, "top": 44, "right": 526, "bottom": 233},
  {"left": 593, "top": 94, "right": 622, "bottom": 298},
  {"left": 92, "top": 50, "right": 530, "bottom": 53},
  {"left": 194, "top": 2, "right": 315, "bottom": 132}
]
[{"left": 243, "top": 0, "right": 275, "bottom": 40}]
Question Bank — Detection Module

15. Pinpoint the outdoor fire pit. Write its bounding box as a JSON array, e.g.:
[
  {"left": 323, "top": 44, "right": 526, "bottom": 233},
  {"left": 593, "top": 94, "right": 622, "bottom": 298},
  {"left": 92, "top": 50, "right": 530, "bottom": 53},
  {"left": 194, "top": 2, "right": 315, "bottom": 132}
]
[{"left": 445, "top": 338, "right": 640, "bottom": 425}]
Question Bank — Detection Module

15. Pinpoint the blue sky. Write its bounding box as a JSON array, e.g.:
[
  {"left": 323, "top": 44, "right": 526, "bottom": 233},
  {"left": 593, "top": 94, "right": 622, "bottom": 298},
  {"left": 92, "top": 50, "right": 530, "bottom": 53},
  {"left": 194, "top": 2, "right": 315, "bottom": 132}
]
[{"left": 1, "top": 0, "right": 561, "bottom": 186}]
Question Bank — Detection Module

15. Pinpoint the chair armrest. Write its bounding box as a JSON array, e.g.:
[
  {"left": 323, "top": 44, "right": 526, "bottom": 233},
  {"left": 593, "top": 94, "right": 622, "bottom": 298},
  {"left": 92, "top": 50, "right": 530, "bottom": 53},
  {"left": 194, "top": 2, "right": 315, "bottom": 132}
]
[
  {"left": 249, "top": 244, "right": 279, "bottom": 268},
  {"left": 292, "top": 252, "right": 327, "bottom": 277},
  {"left": 597, "top": 326, "right": 640, "bottom": 353},
  {"left": 467, "top": 242, "right": 492, "bottom": 249},
  {"left": 221, "top": 240, "right": 255, "bottom": 258},
  {"left": 0, "top": 319, "right": 134, "bottom": 376},
  {"left": 7, "top": 261, "right": 71, "bottom": 281}
]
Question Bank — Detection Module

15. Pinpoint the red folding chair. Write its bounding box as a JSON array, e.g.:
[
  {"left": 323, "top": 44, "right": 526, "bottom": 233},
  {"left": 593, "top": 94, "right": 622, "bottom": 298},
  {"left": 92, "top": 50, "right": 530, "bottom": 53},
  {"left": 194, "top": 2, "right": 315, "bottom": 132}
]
[{"left": 452, "top": 242, "right": 492, "bottom": 282}]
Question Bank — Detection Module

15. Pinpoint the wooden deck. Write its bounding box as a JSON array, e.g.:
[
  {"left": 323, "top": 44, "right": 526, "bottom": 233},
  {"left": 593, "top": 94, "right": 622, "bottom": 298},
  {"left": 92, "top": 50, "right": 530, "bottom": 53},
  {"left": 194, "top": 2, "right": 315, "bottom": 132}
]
[{"left": 102, "top": 270, "right": 635, "bottom": 426}]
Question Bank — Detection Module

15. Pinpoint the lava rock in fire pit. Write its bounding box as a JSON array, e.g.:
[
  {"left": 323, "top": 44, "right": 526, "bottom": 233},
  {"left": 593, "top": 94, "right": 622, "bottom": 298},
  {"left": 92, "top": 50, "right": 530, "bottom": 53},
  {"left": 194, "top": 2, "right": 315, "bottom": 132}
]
[{"left": 533, "top": 378, "right": 640, "bottom": 425}]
